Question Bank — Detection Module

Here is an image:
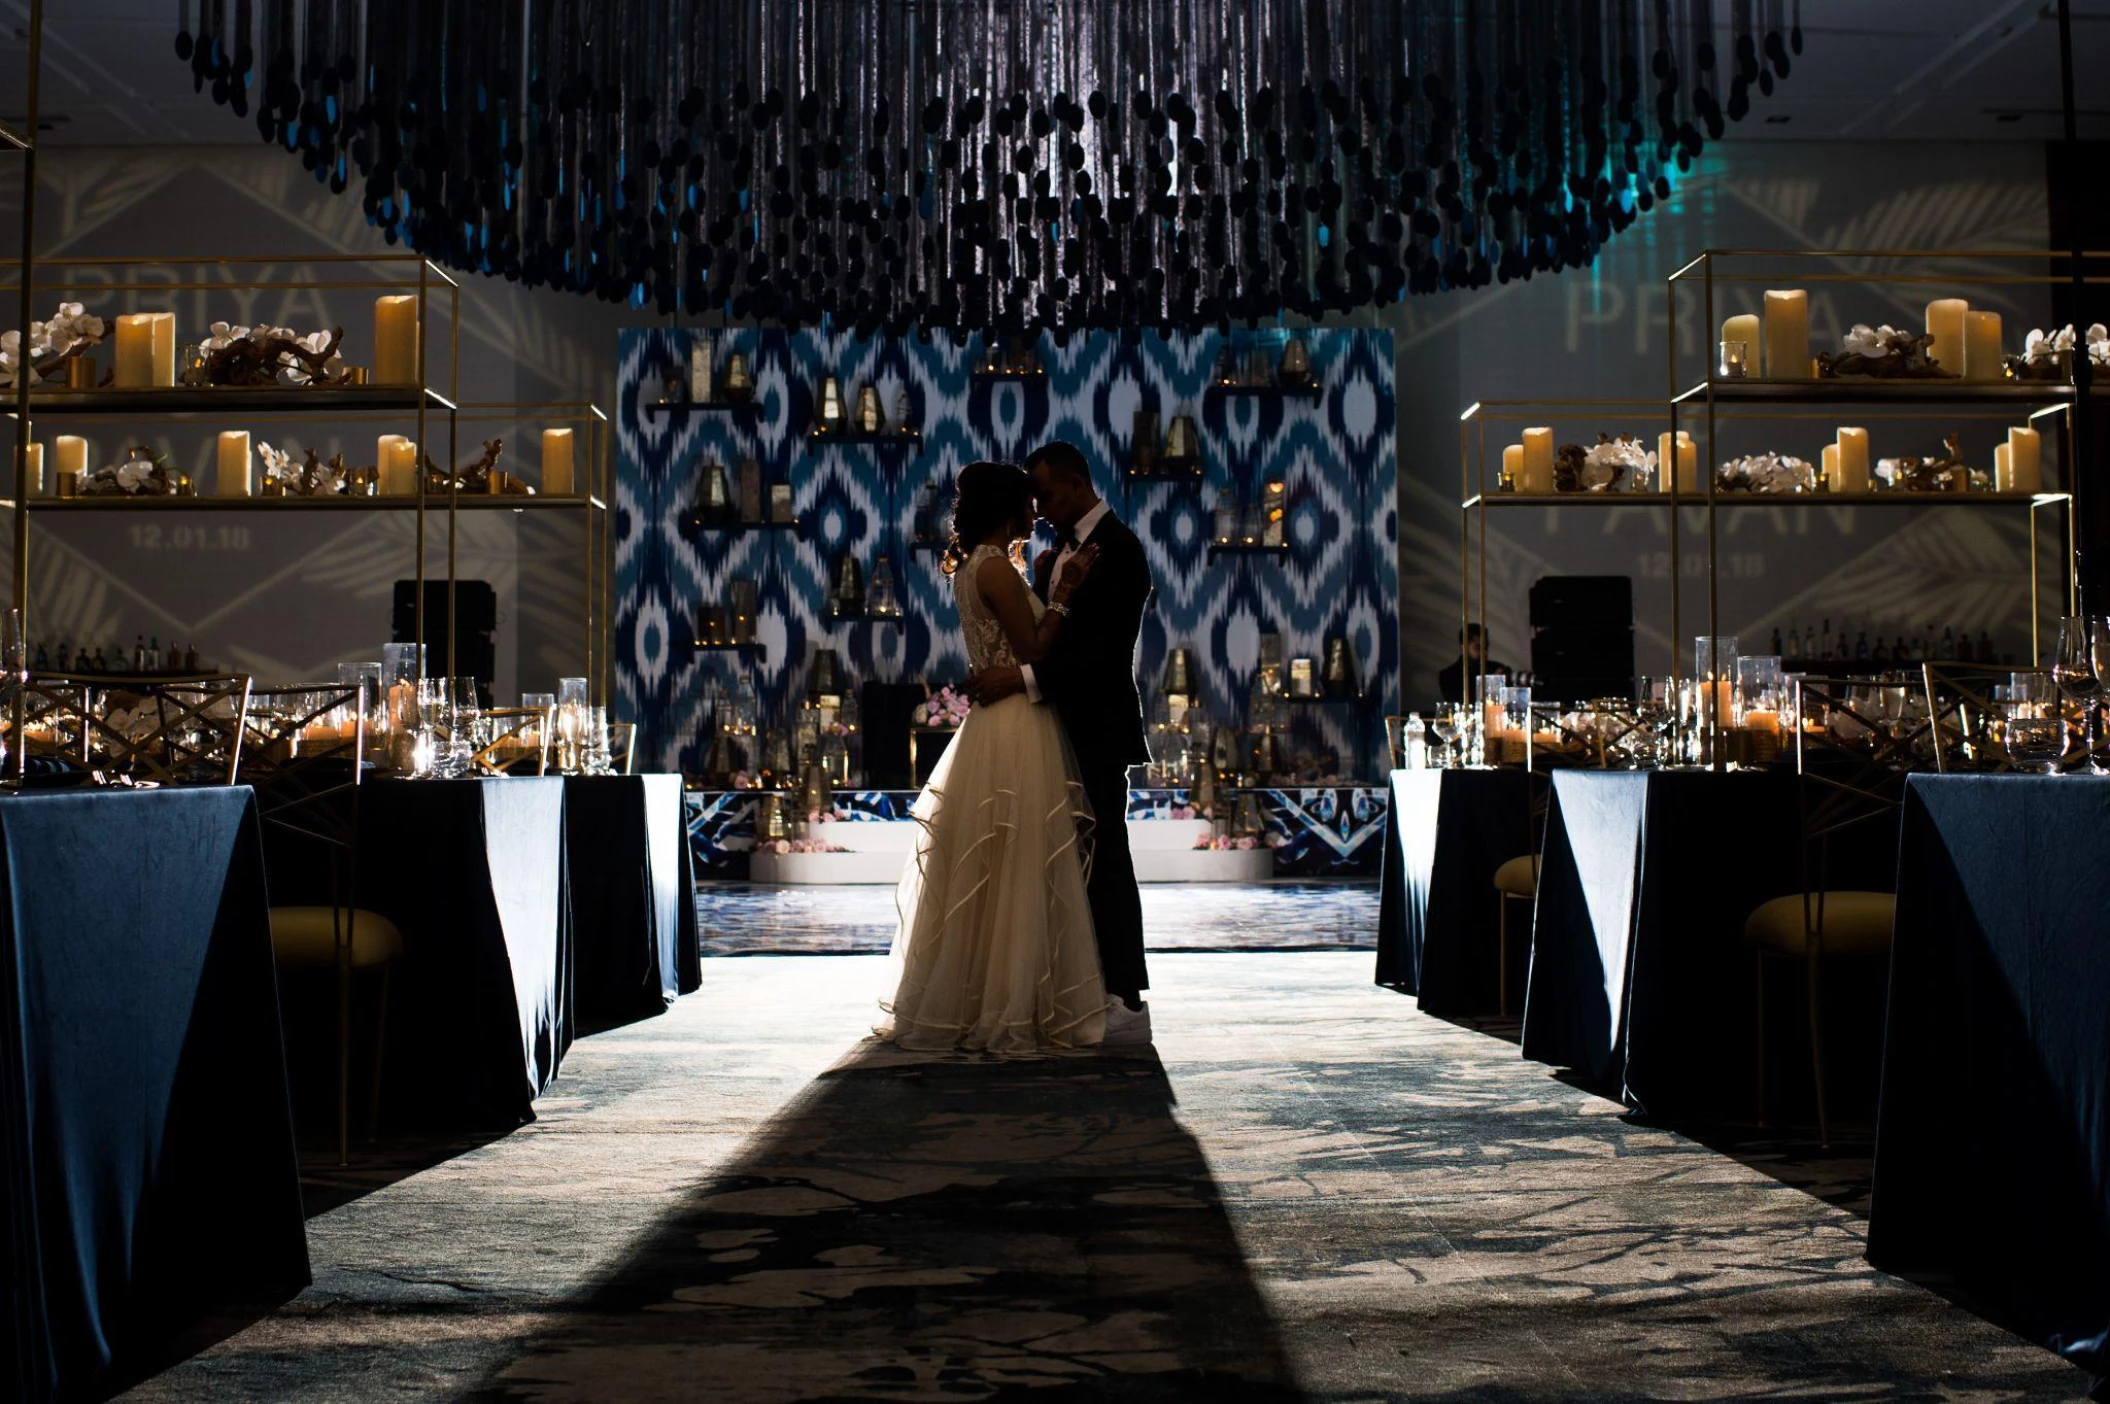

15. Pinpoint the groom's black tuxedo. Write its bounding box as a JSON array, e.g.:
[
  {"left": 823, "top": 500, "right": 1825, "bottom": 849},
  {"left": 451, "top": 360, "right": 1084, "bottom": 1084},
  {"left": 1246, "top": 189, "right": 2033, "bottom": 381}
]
[{"left": 1034, "top": 508, "right": 1153, "bottom": 1000}]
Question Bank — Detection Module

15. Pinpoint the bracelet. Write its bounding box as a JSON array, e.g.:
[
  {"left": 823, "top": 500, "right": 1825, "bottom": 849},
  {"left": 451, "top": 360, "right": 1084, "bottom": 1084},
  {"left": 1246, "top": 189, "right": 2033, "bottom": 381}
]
[{"left": 1048, "top": 601, "right": 1071, "bottom": 618}]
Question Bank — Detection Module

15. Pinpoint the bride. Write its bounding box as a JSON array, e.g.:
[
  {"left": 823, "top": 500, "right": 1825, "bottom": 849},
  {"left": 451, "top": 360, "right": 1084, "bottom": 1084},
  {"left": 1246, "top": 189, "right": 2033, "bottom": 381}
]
[{"left": 877, "top": 460, "right": 1109, "bottom": 1052}]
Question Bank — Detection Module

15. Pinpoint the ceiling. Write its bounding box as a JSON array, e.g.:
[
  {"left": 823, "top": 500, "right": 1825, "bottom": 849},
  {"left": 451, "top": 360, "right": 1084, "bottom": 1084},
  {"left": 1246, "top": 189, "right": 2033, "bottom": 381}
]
[{"left": 3, "top": 0, "right": 2110, "bottom": 147}]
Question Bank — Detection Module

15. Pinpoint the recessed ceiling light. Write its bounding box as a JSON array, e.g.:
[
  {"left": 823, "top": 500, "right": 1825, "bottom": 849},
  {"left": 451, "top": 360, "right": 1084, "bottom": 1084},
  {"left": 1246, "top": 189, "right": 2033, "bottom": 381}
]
[{"left": 1764, "top": 114, "right": 1791, "bottom": 124}]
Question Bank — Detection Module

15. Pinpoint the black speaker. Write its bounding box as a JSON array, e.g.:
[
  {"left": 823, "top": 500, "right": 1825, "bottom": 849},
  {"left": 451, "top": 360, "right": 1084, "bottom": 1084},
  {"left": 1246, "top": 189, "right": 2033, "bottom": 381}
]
[
  {"left": 391, "top": 580, "right": 497, "bottom": 687},
  {"left": 858, "top": 681, "right": 928, "bottom": 790},
  {"left": 1530, "top": 626, "right": 1636, "bottom": 704},
  {"left": 1529, "top": 575, "right": 1634, "bottom": 629}
]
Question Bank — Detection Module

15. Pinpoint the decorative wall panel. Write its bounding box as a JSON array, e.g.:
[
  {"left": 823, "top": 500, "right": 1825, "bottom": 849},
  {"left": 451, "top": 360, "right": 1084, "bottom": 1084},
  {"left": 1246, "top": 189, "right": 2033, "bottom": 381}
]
[{"left": 618, "top": 328, "right": 1397, "bottom": 777}]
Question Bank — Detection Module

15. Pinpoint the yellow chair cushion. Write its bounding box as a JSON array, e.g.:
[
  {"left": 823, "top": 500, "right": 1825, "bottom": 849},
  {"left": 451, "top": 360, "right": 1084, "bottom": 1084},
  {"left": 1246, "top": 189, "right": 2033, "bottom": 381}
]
[
  {"left": 269, "top": 906, "right": 405, "bottom": 969},
  {"left": 1493, "top": 854, "right": 1540, "bottom": 897},
  {"left": 1743, "top": 892, "right": 1895, "bottom": 957}
]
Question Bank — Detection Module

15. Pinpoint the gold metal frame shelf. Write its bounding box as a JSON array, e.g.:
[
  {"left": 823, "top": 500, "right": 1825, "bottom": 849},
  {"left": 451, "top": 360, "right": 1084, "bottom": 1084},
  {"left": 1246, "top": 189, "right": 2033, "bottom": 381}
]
[{"left": 16, "top": 385, "right": 458, "bottom": 416}]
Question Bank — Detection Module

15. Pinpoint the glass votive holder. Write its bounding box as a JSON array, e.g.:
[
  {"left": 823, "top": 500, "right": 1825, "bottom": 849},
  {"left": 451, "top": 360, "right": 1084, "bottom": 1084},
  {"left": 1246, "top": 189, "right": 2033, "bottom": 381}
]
[
  {"left": 1719, "top": 339, "right": 1750, "bottom": 379},
  {"left": 1735, "top": 655, "right": 1785, "bottom": 729}
]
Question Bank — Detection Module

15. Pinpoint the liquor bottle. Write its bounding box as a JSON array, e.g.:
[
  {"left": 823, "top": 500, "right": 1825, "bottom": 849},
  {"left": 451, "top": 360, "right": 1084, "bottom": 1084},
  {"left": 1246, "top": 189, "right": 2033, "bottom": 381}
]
[
  {"left": 1892, "top": 638, "right": 1908, "bottom": 665},
  {"left": 74, "top": 646, "right": 91, "bottom": 671},
  {"left": 1977, "top": 629, "right": 1996, "bottom": 663},
  {"left": 1939, "top": 625, "right": 1957, "bottom": 660},
  {"left": 32, "top": 641, "right": 47, "bottom": 670},
  {"left": 1956, "top": 631, "right": 1976, "bottom": 664},
  {"left": 1819, "top": 618, "right": 1831, "bottom": 660},
  {"left": 1785, "top": 626, "right": 1802, "bottom": 663},
  {"left": 91, "top": 645, "right": 108, "bottom": 672},
  {"left": 1854, "top": 630, "right": 1870, "bottom": 663},
  {"left": 165, "top": 639, "right": 182, "bottom": 670},
  {"left": 184, "top": 644, "right": 199, "bottom": 671},
  {"left": 1872, "top": 636, "right": 1890, "bottom": 665},
  {"left": 1770, "top": 626, "right": 1783, "bottom": 656},
  {"left": 132, "top": 634, "right": 148, "bottom": 673}
]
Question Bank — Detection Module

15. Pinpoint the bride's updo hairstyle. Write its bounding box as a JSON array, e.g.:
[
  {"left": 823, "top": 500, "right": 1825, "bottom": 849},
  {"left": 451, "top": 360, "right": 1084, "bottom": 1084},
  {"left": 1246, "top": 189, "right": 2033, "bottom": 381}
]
[{"left": 942, "top": 460, "right": 1032, "bottom": 576}]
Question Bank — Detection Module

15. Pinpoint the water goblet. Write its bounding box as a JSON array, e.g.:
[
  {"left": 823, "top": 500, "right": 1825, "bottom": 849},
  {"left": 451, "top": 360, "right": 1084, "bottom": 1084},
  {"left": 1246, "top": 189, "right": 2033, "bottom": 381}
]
[
  {"left": 2053, "top": 616, "right": 2104, "bottom": 773},
  {"left": 2004, "top": 671, "right": 2068, "bottom": 774}
]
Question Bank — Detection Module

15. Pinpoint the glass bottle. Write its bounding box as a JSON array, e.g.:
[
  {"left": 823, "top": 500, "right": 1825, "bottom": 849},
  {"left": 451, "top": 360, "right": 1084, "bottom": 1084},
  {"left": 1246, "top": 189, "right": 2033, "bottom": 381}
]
[
  {"left": 1854, "top": 630, "right": 1869, "bottom": 663},
  {"left": 1939, "top": 625, "right": 1956, "bottom": 660},
  {"left": 1977, "top": 629, "right": 1996, "bottom": 663},
  {"left": 1770, "top": 626, "right": 1783, "bottom": 657},
  {"left": 1784, "top": 626, "right": 1801, "bottom": 663}
]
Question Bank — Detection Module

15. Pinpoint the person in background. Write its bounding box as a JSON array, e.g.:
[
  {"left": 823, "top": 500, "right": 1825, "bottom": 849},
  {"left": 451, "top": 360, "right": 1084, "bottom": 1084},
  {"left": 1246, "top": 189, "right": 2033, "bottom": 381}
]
[{"left": 1436, "top": 623, "right": 1509, "bottom": 704}]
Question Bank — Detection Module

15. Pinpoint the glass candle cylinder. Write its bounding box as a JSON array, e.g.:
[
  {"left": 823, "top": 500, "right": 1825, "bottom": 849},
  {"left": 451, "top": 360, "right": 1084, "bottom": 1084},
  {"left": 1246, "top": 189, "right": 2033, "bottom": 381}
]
[{"left": 1735, "top": 655, "right": 1785, "bottom": 730}]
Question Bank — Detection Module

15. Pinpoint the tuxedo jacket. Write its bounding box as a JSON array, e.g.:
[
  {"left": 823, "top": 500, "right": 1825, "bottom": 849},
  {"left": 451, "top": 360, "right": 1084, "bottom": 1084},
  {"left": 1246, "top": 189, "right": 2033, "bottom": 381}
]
[{"left": 1032, "top": 511, "right": 1154, "bottom": 770}]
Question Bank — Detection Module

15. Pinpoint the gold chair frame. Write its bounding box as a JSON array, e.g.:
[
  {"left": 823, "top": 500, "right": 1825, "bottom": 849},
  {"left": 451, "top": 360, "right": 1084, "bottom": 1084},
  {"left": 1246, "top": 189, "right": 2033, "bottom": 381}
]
[{"left": 13, "top": 672, "right": 252, "bottom": 785}]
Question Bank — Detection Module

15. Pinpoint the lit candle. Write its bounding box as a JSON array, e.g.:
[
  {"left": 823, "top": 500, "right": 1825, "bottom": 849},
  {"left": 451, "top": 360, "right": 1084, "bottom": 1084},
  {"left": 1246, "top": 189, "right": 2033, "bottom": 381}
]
[
  {"left": 215, "top": 431, "right": 252, "bottom": 497},
  {"left": 1501, "top": 443, "right": 1523, "bottom": 489},
  {"left": 150, "top": 313, "right": 176, "bottom": 386},
  {"left": 2007, "top": 426, "right": 2042, "bottom": 493},
  {"left": 1821, "top": 442, "right": 1841, "bottom": 492},
  {"left": 1925, "top": 298, "right": 1969, "bottom": 377},
  {"left": 1763, "top": 289, "right": 1810, "bottom": 379},
  {"left": 373, "top": 295, "right": 420, "bottom": 385},
  {"left": 1657, "top": 431, "right": 1696, "bottom": 494},
  {"left": 1519, "top": 427, "right": 1554, "bottom": 494},
  {"left": 14, "top": 442, "right": 41, "bottom": 497},
  {"left": 1964, "top": 310, "right": 2003, "bottom": 382},
  {"left": 114, "top": 314, "right": 160, "bottom": 387},
  {"left": 541, "top": 428, "right": 575, "bottom": 495},
  {"left": 1708, "top": 680, "right": 1736, "bottom": 726},
  {"left": 1835, "top": 427, "right": 1871, "bottom": 493},
  {"left": 1721, "top": 314, "right": 1760, "bottom": 377},
  {"left": 377, "top": 435, "right": 418, "bottom": 495},
  {"left": 1741, "top": 708, "right": 1781, "bottom": 734},
  {"left": 1994, "top": 443, "right": 2013, "bottom": 492},
  {"left": 54, "top": 435, "right": 86, "bottom": 489}
]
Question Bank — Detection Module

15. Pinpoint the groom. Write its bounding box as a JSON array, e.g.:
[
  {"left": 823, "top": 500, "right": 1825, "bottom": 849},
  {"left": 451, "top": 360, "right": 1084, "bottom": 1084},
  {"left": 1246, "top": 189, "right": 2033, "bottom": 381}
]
[{"left": 969, "top": 440, "right": 1154, "bottom": 1033}]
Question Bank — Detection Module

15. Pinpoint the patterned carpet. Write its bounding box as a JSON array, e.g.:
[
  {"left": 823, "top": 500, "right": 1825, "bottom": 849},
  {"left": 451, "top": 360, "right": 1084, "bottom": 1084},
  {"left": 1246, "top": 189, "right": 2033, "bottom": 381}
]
[
  {"left": 124, "top": 954, "right": 2089, "bottom": 1402},
  {"left": 698, "top": 881, "right": 1379, "bottom": 955}
]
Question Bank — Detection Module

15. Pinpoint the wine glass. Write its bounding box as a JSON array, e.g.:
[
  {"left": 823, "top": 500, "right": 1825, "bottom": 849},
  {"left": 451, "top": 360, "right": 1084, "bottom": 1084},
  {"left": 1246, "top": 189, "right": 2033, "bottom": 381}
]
[
  {"left": 1428, "top": 708, "right": 1460, "bottom": 768},
  {"left": 2053, "top": 616, "right": 2104, "bottom": 773}
]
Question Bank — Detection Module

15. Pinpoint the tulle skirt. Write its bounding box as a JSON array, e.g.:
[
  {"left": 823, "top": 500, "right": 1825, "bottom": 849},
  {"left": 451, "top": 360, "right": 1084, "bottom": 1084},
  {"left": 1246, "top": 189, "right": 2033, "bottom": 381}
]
[{"left": 877, "top": 694, "right": 1107, "bottom": 1053}]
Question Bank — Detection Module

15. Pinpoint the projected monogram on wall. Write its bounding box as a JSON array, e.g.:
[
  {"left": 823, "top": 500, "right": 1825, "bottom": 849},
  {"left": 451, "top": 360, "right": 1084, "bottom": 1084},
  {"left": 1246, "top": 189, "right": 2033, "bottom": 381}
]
[{"left": 615, "top": 328, "right": 1398, "bottom": 775}]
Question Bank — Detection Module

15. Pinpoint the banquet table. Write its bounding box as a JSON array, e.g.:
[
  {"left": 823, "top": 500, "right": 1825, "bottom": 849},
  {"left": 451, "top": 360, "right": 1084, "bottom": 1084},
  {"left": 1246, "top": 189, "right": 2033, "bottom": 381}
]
[
  {"left": 1375, "top": 768, "right": 1538, "bottom": 1013},
  {"left": 340, "top": 777, "right": 572, "bottom": 1129},
  {"left": 1521, "top": 768, "right": 1826, "bottom": 1118},
  {"left": 567, "top": 773, "right": 701, "bottom": 1032},
  {"left": 1869, "top": 774, "right": 2110, "bottom": 1386},
  {"left": 1, "top": 788, "right": 309, "bottom": 1403}
]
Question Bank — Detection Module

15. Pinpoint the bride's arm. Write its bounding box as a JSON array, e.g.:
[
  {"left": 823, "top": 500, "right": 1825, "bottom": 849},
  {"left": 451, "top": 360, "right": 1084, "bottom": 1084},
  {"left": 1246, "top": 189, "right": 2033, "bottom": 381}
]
[{"left": 975, "top": 547, "right": 1096, "bottom": 665}]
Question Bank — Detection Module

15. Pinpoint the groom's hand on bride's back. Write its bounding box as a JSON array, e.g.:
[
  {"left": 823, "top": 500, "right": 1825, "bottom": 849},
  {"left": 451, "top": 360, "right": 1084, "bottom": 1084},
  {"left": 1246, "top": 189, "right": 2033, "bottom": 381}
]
[{"left": 966, "top": 665, "right": 1025, "bottom": 705}]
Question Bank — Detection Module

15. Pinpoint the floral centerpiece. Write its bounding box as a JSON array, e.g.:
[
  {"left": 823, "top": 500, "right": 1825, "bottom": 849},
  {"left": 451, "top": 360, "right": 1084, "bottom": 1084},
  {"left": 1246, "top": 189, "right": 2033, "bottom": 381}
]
[
  {"left": 1553, "top": 433, "right": 1652, "bottom": 493},
  {"left": 81, "top": 445, "right": 182, "bottom": 496},
  {"left": 2005, "top": 323, "right": 2110, "bottom": 381},
  {"left": 0, "top": 303, "right": 107, "bottom": 388},
  {"left": 911, "top": 685, "right": 972, "bottom": 728},
  {"left": 1817, "top": 323, "right": 1952, "bottom": 379},
  {"left": 1716, "top": 451, "right": 1816, "bottom": 494},
  {"left": 183, "top": 322, "right": 350, "bottom": 388},
  {"left": 259, "top": 441, "right": 351, "bottom": 496}
]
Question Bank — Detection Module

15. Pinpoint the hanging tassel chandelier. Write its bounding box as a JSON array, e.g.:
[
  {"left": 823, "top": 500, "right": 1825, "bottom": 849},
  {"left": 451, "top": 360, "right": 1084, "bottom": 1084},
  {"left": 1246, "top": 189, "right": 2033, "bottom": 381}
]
[{"left": 176, "top": 0, "right": 1799, "bottom": 334}]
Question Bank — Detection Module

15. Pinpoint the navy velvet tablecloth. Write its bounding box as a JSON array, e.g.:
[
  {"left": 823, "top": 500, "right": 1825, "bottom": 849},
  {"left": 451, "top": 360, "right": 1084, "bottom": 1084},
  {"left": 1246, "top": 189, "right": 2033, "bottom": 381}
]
[
  {"left": 1870, "top": 774, "right": 2110, "bottom": 1386},
  {"left": 1375, "top": 768, "right": 1538, "bottom": 1013},
  {"left": 1522, "top": 769, "right": 1809, "bottom": 1117},
  {"left": 1, "top": 788, "right": 309, "bottom": 1402},
  {"left": 354, "top": 778, "right": 572, "bottom": 1129},
  {"left": 567, "top": 774, "right": 701, "bottom": 1033}
]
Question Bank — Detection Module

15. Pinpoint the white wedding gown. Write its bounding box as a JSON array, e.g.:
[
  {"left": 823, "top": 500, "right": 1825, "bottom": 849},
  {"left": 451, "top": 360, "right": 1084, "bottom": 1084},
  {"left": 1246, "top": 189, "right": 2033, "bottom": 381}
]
[{"left": 877, "top": 543, "right": 1108, "bottom": 1052}]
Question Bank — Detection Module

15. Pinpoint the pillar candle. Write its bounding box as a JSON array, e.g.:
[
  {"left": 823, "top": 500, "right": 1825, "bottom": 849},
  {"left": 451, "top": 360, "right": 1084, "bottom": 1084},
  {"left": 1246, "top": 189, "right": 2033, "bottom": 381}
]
[
  {"left": 215, "top": 431, "right": 252, "bottom": 497},
  {"left": 1836, "top": 427, "right": 1871, "bottom": 493},
  {"left": 54, "top": 435, "right": 86, "bottom": 488},
  {"left": 149, "top": 313, "right": 176, "bottom": 385},
  {"left": 1741, "top": 708, "right": 1781, "bottom": 734},
  {"left": 1963, "top": 310, "right": 2003, "bottom": 382},
  {"left": 2007, "top": 426, "right": 2042, "bottom": 494},
  {"left": 1994, "top": 443, "right": 2014, "bottom": 493},
  {"left": 14, "top": 442, "right": 41, "bottom": 497},
  {"left": 1500, "top": 443, "right": 1523, "bottom": 489},
  {"left": 1925, "top": 298, "right": 1968, "bottom": 377},
  {"left": 378, "top": 434, "right": 418, "bottom": 495},
  {"left": 114, "top": 314, "right": 159, "bottom": 387},
  {"left": 1763, "top": 289, "right": 1810, "bottom": 379},
  {"left": 1519, "top": 427, "right": 1554, "bottom": 494},
  {"left": 1657, "top": 431, "right": 1696, "bottom": 494},
  {"left": 1721, "top": 314, "right": 1761, "bottom": 374},
  {"left": 1821, "top": 442, "right": 1841, "bottom": 492},
  {"left": 541, "top": 428, "right": 576, "bottom": 495},
  {"left": 373, "top": 295, "right": 420, "bottom": 385}
]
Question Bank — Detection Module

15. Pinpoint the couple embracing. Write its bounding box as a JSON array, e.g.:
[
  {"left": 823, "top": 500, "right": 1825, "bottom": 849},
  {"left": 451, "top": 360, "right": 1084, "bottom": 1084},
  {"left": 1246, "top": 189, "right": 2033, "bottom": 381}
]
[{"left": 877, "top": 441, "right": 1154, "bottom": 1053}]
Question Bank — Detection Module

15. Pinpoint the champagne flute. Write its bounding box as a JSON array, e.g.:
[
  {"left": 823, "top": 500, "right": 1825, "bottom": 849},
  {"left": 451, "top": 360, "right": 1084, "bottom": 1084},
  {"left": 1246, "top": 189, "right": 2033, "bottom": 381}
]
[{"left": 2053, "top": 615, "right": 2104, "bottom": 774}]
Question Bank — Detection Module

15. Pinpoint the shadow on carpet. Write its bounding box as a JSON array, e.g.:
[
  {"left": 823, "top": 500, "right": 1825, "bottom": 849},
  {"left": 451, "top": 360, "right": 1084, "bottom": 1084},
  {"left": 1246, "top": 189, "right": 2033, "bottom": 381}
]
[{"left": 473, "top": 1044, "right": 1301, "bottom": 1402}]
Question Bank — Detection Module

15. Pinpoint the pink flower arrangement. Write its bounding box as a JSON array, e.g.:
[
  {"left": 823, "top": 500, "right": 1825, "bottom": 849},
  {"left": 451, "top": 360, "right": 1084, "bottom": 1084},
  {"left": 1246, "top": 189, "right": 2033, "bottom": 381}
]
[
  {"left": 1191, "top": 834, "right": 1262, "bottom": 852},
  {"left": 911, "top": 685, "right": 973, "bottom": 729},
  {"left": 1169, "top": 805, "right": 1197, "bottom": 821},
  {"left": 766, "top": 837, "right": 846, "bottom": 855}
]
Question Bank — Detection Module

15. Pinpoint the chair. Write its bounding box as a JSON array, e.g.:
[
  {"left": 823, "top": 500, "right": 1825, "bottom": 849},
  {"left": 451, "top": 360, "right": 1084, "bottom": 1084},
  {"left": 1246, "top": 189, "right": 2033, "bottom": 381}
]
[
  {"left": 1741, "top": 674, "right": 1905, "bottom": 1146},
  {"left": 473, "top": 705, "right": 553, "bottom": 776},
  {"left": 608, "top": 720, "right": 638, "bottom": 775},
  {"left": 245, "top": 683, "right": 402, "bottom": 1165},
  {"left": 1488, "top": 774, "right": 1552, "bottom": 1015},
  {"left": 13, "top": 672, "right": 252, "bottom": 784},
  {"left": 1922, "top": 662, "right": 2056, "bottom": 773}
]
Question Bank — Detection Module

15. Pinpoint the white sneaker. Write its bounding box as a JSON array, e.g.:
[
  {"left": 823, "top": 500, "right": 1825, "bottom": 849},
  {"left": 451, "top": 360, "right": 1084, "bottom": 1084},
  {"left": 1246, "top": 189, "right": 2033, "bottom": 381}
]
[{"left": 1102, "top": 1000, "right": 1153, "bottom": 1046}]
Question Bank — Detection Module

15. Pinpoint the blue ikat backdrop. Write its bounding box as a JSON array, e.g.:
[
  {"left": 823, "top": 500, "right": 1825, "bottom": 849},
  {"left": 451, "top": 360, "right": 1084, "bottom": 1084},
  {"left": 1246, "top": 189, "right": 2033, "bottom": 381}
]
[{"left": 615, "top": 328, "right": 1397, "bottom": 776}]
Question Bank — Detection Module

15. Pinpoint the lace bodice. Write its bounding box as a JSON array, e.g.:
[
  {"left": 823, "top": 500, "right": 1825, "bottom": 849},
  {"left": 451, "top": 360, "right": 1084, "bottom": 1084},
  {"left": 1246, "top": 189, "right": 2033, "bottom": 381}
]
[{"left": 954, "top": 543, "right": 1040, "bottom": 672}]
